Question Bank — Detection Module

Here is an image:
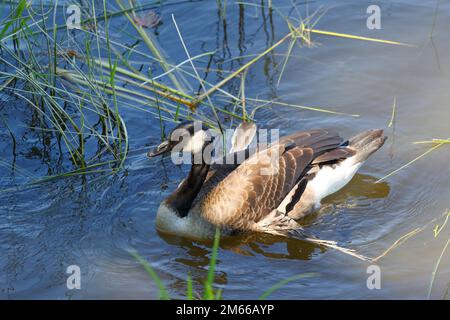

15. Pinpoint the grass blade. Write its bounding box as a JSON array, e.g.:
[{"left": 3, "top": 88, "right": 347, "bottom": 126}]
[
  {"left": 388, "top": 96, "right": 397, "bottom": 128},
  {"left": 306, "top": 28, "right": 414, "bottom": 47},
  {"left": 131, "top": 252, "right": 170, "bottom": 300},
  {"left": 203, "top": 228, "right": 221, "bottom": 300},
  {"left": 376, "top": 143, "right": 445, "bottom": 183}
]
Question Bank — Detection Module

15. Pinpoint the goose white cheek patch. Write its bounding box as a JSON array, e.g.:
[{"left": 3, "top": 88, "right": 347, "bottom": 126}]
[
  {"left": 184, "top": 130, "right": 208, "bottom": 154},
  {"left": 170, "top": 129, "right": 211, "bottom": 164}
]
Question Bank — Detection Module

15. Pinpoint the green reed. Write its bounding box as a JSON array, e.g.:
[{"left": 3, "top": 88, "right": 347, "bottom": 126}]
[{"left": 0, "top": 0, "right": 411, "bottom": 184}]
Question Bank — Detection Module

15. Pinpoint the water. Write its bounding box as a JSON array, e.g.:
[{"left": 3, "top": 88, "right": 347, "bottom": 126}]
[{"left": 1, "top": 0, "right": 450, "bottom": 299}]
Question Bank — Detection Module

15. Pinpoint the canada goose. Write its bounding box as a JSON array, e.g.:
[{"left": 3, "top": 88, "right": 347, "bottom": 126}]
[{"left": 148, "top": 121, "right": 387, "bottom": 260}]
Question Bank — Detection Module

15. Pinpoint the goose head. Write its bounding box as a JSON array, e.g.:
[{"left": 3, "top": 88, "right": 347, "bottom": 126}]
[
  {"left": 148, "top": 121, "right": 215, "bottom": 227},
  {"left": 147, "top": 121, "right": 214, "bottom": 164}
]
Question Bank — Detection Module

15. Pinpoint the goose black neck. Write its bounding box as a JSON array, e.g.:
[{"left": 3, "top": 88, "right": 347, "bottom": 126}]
[{"left": 166, "top": 154, "right": 210, "bottom": 218}]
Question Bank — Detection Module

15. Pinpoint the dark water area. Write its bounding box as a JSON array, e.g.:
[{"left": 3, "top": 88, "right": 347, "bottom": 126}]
[{"left": 1, "top": 0, "right": 450, "bottom": 299}]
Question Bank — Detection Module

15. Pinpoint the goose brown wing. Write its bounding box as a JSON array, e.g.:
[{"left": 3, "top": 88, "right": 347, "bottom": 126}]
[
  {"left": 311, "top": 147, "right": 355, "bottom": 164},
  {"left": 198, "top": 130, "right": 344, "bottom": 231},
  {"left": 280, "top": 129, "right": 356, "bottom": 164}
]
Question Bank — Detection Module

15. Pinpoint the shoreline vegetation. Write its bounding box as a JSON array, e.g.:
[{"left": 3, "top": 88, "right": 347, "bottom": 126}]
[{"left": 0, "top": 0, "right": 412, "bottom": 183}]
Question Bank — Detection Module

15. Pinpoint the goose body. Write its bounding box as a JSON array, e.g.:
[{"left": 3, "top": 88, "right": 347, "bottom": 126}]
[
  {"left": 156, "top": 203, "right": 217, "bottom": 238},
  {"left": 149, "top": 122, "right": 387, "bottom": 251}
]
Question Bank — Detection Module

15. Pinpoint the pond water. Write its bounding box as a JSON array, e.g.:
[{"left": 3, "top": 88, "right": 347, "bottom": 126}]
[{"left": 1, "top": 0, "right": 450, "bottom": 299}]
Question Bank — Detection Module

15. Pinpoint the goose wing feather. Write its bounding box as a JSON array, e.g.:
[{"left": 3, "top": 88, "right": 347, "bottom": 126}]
[{"left": 198, "top": 129, "right": 344, "bottom": 231}]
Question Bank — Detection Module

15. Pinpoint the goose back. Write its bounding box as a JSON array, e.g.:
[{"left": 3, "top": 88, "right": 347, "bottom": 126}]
[{"left": 193, "top": 129, "right": 354, "bottom": 231}]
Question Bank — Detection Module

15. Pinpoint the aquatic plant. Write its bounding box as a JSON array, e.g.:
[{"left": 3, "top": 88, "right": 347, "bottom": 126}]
[
  {"left": 0, "top": 0, "right": 409, "bottom": 184},
  {"left": 428, "top": 210, "right": 450, "bottom": 299}
]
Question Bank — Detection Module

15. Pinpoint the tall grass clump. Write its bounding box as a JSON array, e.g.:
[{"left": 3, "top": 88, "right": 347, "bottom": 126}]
[
  {"left": 1, "top": 0, "right": 129, "bottom": 181},
  {"left": 1, "top": 1, "right": 411, "bottom": 183}
]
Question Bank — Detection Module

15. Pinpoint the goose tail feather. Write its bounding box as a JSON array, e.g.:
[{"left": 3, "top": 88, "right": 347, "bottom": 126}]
[{"left": 346, "top": 129, "right": 387, "bottom": 164}]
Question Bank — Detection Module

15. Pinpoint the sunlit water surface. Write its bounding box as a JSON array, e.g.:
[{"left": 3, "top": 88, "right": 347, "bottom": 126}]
[{"left": 1, "top": 0, "right": 450, "bottom": 299}]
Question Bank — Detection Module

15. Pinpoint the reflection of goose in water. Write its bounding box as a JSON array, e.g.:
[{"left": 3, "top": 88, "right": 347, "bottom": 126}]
[
  {"left": 323, "top": 173, "right": 390, "bottom": 202},
  {"left": 300, "top": 173, "right": 391, "bottom": 226},
  {"left": 156, "top": 232, "right": 229, "bottom": 291},
  {"left": 148, "top": 121, "right": 387, "bottom": 260}
]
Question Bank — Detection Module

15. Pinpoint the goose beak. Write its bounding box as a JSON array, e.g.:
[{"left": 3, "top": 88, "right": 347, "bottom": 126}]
[{"left": 147, "top": 140, "right": 171, "bottom": 158}]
